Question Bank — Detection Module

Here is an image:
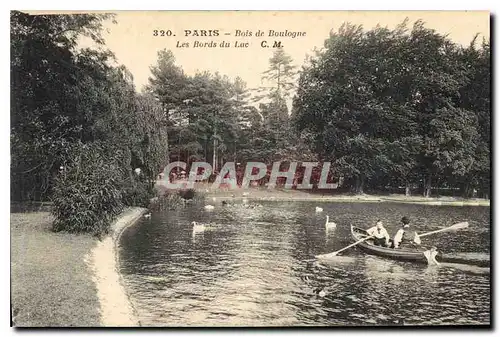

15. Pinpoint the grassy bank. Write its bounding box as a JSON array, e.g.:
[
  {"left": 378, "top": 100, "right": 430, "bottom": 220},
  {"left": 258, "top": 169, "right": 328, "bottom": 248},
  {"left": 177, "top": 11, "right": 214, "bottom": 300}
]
[{"left": 11, "top": 212, "right": 100, "bottom": 327}]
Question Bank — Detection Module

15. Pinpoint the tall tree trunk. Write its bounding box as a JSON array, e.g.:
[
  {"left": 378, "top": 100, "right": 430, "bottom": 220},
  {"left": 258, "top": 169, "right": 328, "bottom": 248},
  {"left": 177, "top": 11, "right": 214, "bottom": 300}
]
[
  {"left": 212, "top": 133, "right": 217, "bottom": 172},
  {"left": 405, "top": 181, "right": 411, "bottom": 197},
  {"left": 424, "top": 174, "right": 432, "bottom": 198},
  {"left": 462, "top": 181, "right": 472, "bottom": 199},
  {"left": 355, "top": 175, "right": 364, "bottom": 194}
]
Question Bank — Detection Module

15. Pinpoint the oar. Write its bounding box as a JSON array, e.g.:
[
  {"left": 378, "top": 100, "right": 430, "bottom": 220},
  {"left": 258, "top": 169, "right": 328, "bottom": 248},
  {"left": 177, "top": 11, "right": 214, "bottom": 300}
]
[
  {"left": 419, "top": 222, "right": 469, "bottom": 238},
  {"left": 420, "top": 222, "right": 468, "bottom": 265},
  {"left": 314, "top": 222, "right": 468, "bottom": 261},
  {"left": 315, "top": 235, "right": 374, "bottom": 259}
]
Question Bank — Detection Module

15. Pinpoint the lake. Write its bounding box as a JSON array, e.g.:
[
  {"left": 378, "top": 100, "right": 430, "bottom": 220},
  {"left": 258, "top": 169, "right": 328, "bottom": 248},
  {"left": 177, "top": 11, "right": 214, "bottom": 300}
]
[{"left": 119, "top": 201, "right": 490, "bottom": 326}]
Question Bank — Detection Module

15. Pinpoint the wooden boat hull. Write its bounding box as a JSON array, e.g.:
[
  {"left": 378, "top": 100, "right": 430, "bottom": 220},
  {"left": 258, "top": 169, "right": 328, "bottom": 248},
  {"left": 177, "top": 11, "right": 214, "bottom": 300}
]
[{"left": 351, "top": 225, "right": 429, "bottom": 263}]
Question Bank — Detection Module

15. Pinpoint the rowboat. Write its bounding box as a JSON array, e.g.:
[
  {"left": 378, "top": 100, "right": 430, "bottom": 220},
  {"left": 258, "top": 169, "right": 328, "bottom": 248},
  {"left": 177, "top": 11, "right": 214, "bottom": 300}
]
[{"left": 350, "top": 225, "right": 431, "bottom": 263}]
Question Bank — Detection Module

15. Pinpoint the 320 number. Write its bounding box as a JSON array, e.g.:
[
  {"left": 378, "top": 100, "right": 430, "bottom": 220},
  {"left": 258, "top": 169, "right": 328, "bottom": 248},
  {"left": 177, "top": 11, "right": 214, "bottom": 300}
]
[{"left": 153, "top": 30, "right": 174, "bottom": 37}]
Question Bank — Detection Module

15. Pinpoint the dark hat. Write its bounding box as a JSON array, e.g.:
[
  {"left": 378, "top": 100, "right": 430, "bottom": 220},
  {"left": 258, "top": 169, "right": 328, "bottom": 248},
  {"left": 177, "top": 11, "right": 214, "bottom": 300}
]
[{"left": 401, "top": 216, "right": 410, "bottom": 225}]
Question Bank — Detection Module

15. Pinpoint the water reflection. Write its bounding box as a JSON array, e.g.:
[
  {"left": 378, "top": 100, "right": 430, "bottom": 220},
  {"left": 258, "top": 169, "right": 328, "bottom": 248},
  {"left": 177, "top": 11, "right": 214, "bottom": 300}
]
[{"left": 119, "top": 201, "right": 490, "bottom": 326}]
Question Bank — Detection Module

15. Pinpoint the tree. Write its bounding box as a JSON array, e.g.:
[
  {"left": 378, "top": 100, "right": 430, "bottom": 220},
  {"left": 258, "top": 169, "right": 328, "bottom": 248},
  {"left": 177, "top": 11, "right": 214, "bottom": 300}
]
[
  {"left": 255, "top": 48, "right": 297, "bottom": 126},
  {"left": 293, "top": 23, "right": 396, "bottom": 194},
  {"left": 146, "top": 54, "right": 251, "bottom": 171},
  {"left": 456, "top": 38, "right": 490, "bottom": 197},
  {"left": 11, "top": 11, "right": 170, "bottom": 233},
  {"left": 244, "top": 48, "right": 300, "bottom": 166},
  {"left": 146, "top": 49, "right": 188, "bottom": 122},
  {"left": 403, "top": 21, "right": 481, "bottom": 197},
  {"left": 293, "top": 20, "right": 489, "bottom": 196},
  {"left": 11, "top": 11, "right": 114, "bottom": 201}
]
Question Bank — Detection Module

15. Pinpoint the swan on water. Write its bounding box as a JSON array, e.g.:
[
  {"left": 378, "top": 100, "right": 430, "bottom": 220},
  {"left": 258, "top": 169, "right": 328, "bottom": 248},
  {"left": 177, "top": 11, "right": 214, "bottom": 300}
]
[
  {"left": 325, "top": 215, "right": 337, "bottom": 229},
  {"left": 204, "top": 205, "right": 215, "bottom": 210},
  {"left": 313, "top": 287, "right": 327, "bottom": 297},
  {"left": 144, "top": 213, "right": 151, "bottom": 219},
  {"left": 192, "top": 221, "right": 205, "bottom": 231},
  {"left": 315, "top": 206, "right": 323, "bottom": 212}
]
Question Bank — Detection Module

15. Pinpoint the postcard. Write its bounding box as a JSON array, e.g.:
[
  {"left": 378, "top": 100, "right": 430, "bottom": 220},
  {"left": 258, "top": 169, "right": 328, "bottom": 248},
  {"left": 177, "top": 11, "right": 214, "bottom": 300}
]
[{"left": 10, "top": 10, "right": 490, "bottom": 327}]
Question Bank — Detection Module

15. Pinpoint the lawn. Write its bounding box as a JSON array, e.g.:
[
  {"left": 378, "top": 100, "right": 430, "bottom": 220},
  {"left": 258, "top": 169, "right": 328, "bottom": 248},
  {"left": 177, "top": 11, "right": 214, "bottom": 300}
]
[{"left": 11, "top": 212, "right": 101, "bottom": 327}]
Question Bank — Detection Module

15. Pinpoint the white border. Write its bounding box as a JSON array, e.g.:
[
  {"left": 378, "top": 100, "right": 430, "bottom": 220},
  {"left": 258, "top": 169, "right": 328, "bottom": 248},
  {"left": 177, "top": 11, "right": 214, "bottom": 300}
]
[
  {"left": 5, "top": 1, "right": 498, "bottom": 10},
  {"left": 2, "top": 1, "right": 496, "bottom": 336}
]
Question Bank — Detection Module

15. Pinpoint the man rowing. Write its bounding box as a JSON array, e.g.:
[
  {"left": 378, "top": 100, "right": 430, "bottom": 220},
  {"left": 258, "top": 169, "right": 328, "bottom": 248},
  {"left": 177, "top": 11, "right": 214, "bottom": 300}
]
[
  {"left": 366, "top": 220, "right": 390, "bottom": 247},
  {"left": 393, "top": 216, "right": 421, "bottom": 249}
]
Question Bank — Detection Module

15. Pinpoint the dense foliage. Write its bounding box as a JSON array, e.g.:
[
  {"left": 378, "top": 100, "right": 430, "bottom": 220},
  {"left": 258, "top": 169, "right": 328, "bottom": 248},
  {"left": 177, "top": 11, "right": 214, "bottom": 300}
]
[
  {"left": 146, "top": 47, "right": 315, "bottom": 171},
  {"left": 12, "top": 11, "right": 490, "bottom": 237},
  {"left": 11, "top": 11, "right": 168, "bottom": 234},
  {"left": 147, "top": 21, "right": 489, "bottom": 197},
  {"left": 51, "top": 143, "right": 125, "bottom": 235},
  {"left": 292, "top": 21, "right": 490, "bottom": 197}
]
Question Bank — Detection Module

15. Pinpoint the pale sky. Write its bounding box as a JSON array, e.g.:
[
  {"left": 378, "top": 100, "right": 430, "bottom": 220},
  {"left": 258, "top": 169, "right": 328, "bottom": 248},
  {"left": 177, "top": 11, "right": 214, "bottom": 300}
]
[{"left": 96, "top": 11, "right": 489, "bottom": 92}]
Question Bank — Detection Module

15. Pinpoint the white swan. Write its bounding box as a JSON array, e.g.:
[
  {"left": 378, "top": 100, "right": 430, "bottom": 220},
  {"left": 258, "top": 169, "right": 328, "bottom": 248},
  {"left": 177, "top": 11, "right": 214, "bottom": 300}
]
[
  {"left": 144, "top": 213, "right": 151, "bottom": 219},
  {"left": 192, "top": 221, "right": 205, "bottom": 231},
  {"left": 191, "top": 221, "right": 205, "bottom": 230},
  {"left": 314, "top": 287, "right": 327, "bottom": 297},
  {"left": 325, "top": 215, "right": 337, "bottom": 229},
  {"left": 204, "top": 205, "right": 215, "bottom": 210},
  {"left": 315, "top": 206, "right": 323, "bottom": 213}
]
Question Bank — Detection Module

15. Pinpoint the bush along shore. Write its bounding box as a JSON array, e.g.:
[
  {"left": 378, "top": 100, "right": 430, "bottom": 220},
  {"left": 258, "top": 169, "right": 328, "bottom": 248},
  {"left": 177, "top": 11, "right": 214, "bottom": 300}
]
[{"left": 11, "top": 208, "right": 146, "bottom": 327}]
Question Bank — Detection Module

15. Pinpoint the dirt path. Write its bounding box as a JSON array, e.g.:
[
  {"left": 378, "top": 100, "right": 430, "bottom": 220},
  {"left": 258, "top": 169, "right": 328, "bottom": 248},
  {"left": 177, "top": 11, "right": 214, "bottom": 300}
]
[
  {"left": 155, "top": 181, "right": 489, "bottom": 206},
  {"left": 88, "top": 207, "right": 147, "bottom": 327}
]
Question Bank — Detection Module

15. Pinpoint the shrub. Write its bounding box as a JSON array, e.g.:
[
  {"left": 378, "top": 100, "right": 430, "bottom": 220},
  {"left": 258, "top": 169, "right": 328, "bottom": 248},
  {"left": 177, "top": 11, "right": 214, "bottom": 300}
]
[
  {"left": 155, "top": 192, "right": 184, "bottom": 210},
  {"left": 122, "top": 179, "right": 154, "bottom": 207},
  {"left": 51, "top": 144, "right": 124, "bottom": 236},
  {"left": 178, "top": 188, "right": 196, "bottom": 200},
  {"left": 153, "top": 189, "right": 202, "bottom": 211}
]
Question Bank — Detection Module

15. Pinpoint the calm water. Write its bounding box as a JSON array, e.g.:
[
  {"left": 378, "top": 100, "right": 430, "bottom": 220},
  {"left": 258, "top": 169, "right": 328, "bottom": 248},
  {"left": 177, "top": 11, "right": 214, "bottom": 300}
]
[{"left": 119, "top": 201, "right": 490, "bottom": 326}]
